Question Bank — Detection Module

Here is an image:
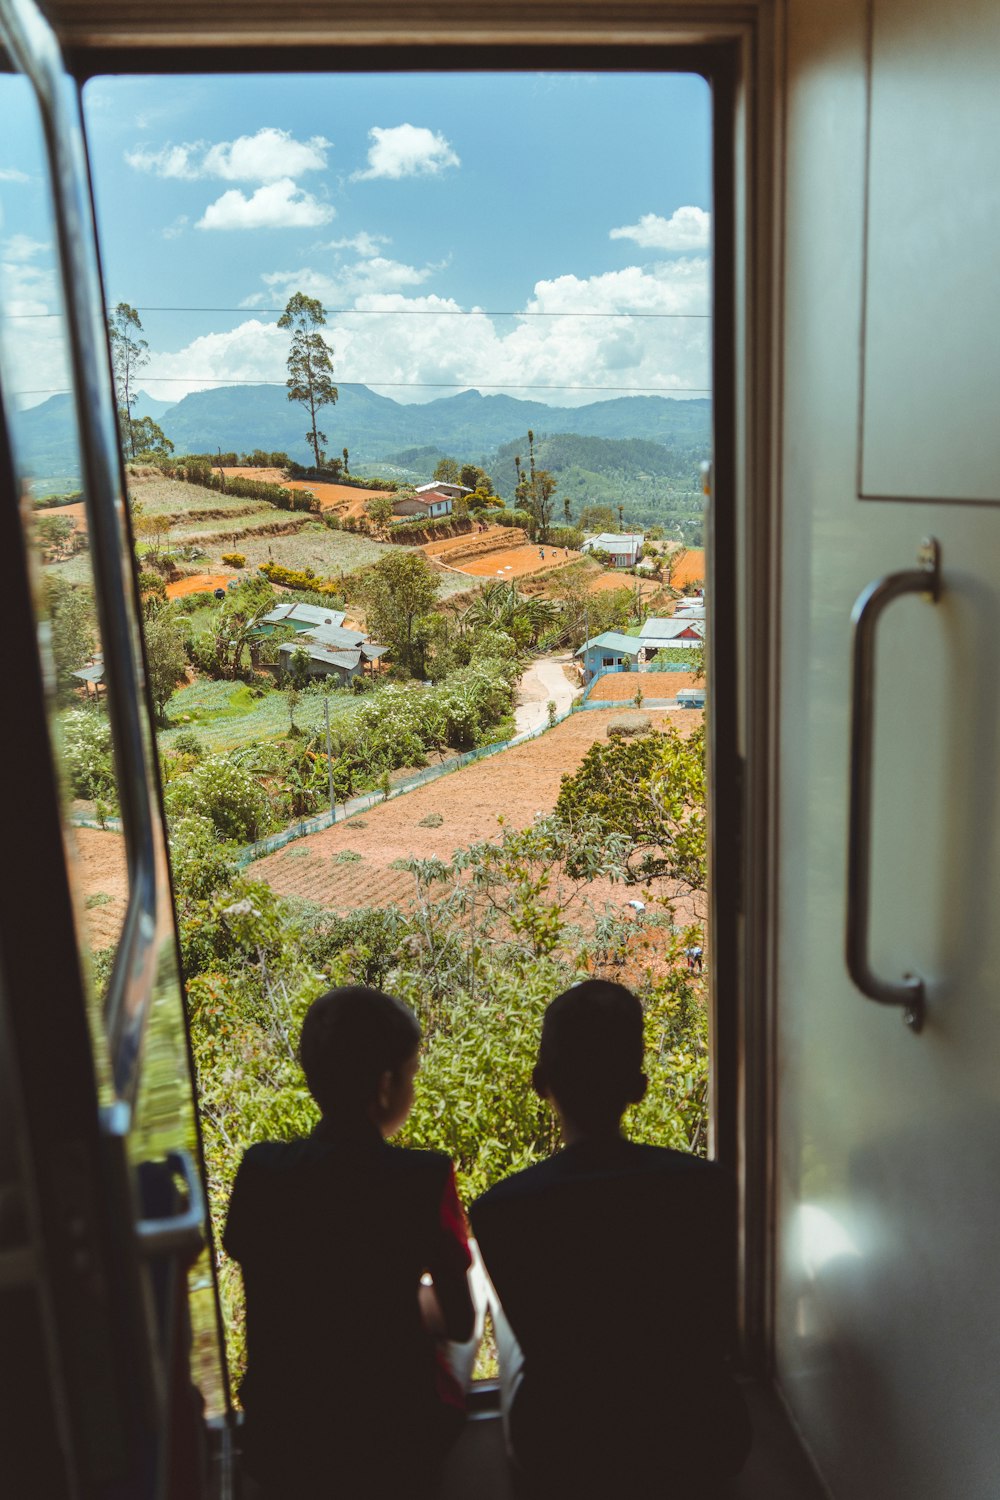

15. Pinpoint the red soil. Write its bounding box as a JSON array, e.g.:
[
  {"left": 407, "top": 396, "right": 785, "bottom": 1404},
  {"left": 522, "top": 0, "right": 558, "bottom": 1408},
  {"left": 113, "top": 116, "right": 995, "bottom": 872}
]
[
  {"left": 166, "top": 573, "right": 230, "bottom": 598},
  {"left": 588, "top": 671, "right": 701, "bottom": 702}
]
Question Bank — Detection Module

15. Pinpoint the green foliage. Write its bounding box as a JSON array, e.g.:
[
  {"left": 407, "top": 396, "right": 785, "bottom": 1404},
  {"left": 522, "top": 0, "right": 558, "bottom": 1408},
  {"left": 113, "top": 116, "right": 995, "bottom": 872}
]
[
  {"left": 131, "top": 416, "right": 174, "bottom": 461},
  {"left": 364, "top": 495, "right": 395, "bottom": 533},
  {"left": 143, "top": 611, "right": 189, "bottom": 721},
  {"left": 514, "top": 429, "right": 559, "bottom": 542},
  {"left": 58, "top": 708, "right": 116, "bottom": 800},
  {"left": 47, "top": 581, "right": 95, "bottom": 700},
  {"left": 359, "top": 551, "right": 440, "bottom": 676},
  {"left": 35, "top": 514, "right": 76, "bottom": 559},
  {"left": 108, "top": 302, "right": 148, "bottom": 459},
  {"left": 169, "top": 813, "right": 237, "bottom": 901},
  {"left": 165, "top": 756, "right": 273, "bottom": 842},
  {"left": 278, "top": 292, "right": 338, "bottom": 470},
  {"left": 555, "top": 724, "right": 706, "bottom": 890},
  {"left": 259, "top": 560, "right": 342, "bottom": 596}
]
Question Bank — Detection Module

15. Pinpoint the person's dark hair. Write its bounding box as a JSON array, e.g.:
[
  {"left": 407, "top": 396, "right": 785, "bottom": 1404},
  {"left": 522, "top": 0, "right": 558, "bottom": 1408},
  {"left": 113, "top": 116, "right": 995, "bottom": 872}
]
[
  {"left": 299, "top": 986, "right": 421, "bottom": 1116},
  {"left": 533, "top": 980, "right": 646, "bottom": 1132}
]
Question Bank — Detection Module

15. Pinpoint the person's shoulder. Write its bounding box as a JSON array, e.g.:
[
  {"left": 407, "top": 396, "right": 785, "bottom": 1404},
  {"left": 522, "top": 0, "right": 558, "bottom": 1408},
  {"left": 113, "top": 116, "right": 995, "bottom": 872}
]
[
  {"left": 472, "top": 1155, "right": 564, "bottom": 1216},
  {"left": 235, "top": 1138, "right": 304, "bottom": 1173},
  {"left": 627, "top": 1142, "right": 729, "bottom": 1176},
  {"left": 386, "top": 1143, "right": 455, "bottom": 1184}
]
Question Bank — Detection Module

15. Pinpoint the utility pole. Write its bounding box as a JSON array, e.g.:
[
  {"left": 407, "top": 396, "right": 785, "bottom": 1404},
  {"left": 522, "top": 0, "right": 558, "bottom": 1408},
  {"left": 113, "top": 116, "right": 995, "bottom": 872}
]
[{"left": 324, "top": 696, "right": 336, "bottom": 818}]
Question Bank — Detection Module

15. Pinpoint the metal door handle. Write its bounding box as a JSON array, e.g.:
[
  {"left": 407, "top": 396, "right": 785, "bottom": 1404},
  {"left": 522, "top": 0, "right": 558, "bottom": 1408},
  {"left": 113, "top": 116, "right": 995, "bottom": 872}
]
[
  {"left": 846, "top": 538, "right": 941, "bottom": 1032},
  {"left": 136, "top": 1151, "right": 206, "bottom": 1258}
]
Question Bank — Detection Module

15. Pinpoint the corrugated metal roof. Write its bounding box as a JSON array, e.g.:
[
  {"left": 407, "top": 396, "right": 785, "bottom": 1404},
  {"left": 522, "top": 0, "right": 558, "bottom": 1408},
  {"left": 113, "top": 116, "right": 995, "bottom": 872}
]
[
  {"left": 639, "top": 617, "right": 705, "bottom": 641},
  {"left": 303, "top": 623, "right": 366, "bottom": 649},
  {"left": 574, "top": 631, "right": 644, "bottom": 656},
  {"left": 262, "top": 602, "right": 346, "bottom": 628}
]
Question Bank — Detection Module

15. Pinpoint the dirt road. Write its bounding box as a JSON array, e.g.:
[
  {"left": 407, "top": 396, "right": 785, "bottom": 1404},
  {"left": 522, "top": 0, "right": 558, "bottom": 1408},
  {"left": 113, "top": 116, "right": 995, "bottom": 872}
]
[{"left": 514, "top": 654, "right": 580, "bottom": 734}]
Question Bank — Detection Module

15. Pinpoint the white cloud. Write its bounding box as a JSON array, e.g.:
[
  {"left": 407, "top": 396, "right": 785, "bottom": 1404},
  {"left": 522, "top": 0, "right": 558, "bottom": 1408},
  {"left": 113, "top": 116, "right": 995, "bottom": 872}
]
[
  {"left": 3, "top": 234, "right": 49, "bottom": 263},
  {"left": 126, "top": 128, "right": 331, "bottom": 184},
  {"left": 261, "top": 254, "right": 433, "bottom": 303},
  {"left": 352, "top": 124, "right": 459, "bottom": 181},
  {"left": 327, "top": 231, "right": 390, "bottom": 256},
  {"left": 0, "top": 243, "right": 71, "bottom": 408},
  {"left": 147, "top": 255, "right": 709, "bottom": 405},
  {"left": 0, "top": 168, "right": 31, "bottom": 184},
  {"left": 162, "top": 215, "right": 189, "bottom": 240},
  {"left": 203, "top": 129, "right": 331, "bottom": 183},
  {"left": 126, "top": 143, "right": 201, "bottom": 179},
  {"left": 143, "top": 319, "right": 289, "bottom": 401},
  {"left": 196, "top": 179, "right": 335, "bottom": 231},
  {"left": 610, "top": 206, "right": 711, "bottom": 253}
]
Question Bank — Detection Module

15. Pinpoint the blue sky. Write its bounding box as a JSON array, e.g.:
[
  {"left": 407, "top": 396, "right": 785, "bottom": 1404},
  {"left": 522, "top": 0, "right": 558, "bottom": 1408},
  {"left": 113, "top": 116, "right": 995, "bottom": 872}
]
[{"left": 1, "top": 71, "right": 711, "bottom": 408}]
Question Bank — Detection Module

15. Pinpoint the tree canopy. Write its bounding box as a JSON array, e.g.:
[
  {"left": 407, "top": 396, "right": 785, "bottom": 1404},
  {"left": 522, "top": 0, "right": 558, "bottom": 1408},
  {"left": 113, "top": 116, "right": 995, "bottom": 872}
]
[
  {"left": 555, "top": 723, "right": 706, "bottom": 893},
  {"left": 107, "top": 302, "right": 149, "bottom": 460},
  {"left": 278, "top": 293, "right": 338, "bottom": 470},
  {"left": 360, "top": 551, "right": 440, "bottom": 677}
]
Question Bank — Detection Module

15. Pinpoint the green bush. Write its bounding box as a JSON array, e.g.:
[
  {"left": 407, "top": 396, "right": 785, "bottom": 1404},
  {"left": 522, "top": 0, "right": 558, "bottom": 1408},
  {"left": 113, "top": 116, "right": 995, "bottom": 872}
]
[
  {"left": 58, "top": 709, "right": 116, "bottom": 801},
  {"left": 259, "top": 561, "right": 342, "bottom": 597},
  {"left": 169, "top": 813, "right": 237, "bottom": 901},
  {"left": 165, "top": 756, "right": 273, "bottom": 843}
]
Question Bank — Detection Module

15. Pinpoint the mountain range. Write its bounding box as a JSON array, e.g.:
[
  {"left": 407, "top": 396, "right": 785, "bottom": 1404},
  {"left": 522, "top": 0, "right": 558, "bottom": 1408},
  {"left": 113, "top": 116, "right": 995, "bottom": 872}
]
[{"left": 18, "top": 383, "right": 710, "bottom": 487}]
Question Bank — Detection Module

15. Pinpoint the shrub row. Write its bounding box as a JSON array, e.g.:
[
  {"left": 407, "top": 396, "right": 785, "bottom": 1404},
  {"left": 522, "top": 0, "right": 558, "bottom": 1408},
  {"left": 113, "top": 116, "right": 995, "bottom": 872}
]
[
  {"left": 258, "top": 560, "right": 342, "bottom": 596},
  {"left": 162, "top": 462, "right": 318, "bottom": 513},
  {"left": 33, "top": 490, "right": 83, "bottom": 510}
]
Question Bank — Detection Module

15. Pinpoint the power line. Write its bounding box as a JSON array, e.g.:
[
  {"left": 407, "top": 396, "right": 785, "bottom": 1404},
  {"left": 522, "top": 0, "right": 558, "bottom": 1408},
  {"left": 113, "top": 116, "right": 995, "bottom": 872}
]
[
  {"left": 17, "top": 378, "right": 711, "bottom": 396},
  {"left": 7, "top": 305, "right": 711, "bottom": 321}
]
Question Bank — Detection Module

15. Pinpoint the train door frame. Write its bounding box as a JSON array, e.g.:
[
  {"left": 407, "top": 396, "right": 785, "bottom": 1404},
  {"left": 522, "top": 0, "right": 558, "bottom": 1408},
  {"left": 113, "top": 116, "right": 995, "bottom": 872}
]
[{"left": 40, "top": 0, "right": 781, "bottom": 1377}]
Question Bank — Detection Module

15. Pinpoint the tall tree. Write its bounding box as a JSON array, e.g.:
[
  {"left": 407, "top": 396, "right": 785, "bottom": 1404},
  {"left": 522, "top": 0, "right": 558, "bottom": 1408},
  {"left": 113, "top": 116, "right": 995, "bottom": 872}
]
[
  {"left": 107, "top": 302, "right": 148, "bottom": 460},
  {"left": 143, "top": 612, "right": 188, "bottom": 723},
  {"left": 433, "top": 457, "right": 461, "bottom": 484},
  {"left": 361, "top": 552, "right": 440, "bottom": 677},
  {"left": 515, "top": 430, "right": 558, "bottom": 543},
  {"left": 278, "top": 293, "right": 338, "bottom": 470}
]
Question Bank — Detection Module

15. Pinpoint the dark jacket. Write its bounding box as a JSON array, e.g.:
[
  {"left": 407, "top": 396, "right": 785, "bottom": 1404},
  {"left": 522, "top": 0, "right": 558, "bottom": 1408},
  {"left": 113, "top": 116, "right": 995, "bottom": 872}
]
[
  {"left": 472, "top": 1137, "right": 751, "bottom": 1497},
  {"left": 224, "top": 1118, "right": 473, "bottom": 1495}
]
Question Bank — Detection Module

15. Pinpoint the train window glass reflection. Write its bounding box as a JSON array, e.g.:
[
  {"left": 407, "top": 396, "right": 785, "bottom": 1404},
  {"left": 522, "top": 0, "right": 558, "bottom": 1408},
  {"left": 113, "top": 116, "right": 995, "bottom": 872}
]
[
  {"left": 0, "top": 67, "right": 229, "bottom": 1418},
  {"left": 79, "top": 68, "right": 712, "bottom": 1382}
]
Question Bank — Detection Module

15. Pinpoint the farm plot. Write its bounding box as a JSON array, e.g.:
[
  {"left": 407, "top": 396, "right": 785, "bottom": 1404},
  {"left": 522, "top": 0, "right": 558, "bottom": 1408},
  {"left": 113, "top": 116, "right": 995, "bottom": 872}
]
[
  {"left": 253, "top": 707, "right": 702, "bottom": 917},
  {"left": 587, "top": 671, "right": 700, "bottom": 703},
  {"left": 451, "top": 544, "right": 581, "bottom": 580},
  {"left": 668, "top": 548, "right": 705, "bottom": 588},
  {"left": 159, "top": 680, "right": 365, "bottom": 753},
  {"left": 74, "top": 825, "right": 128, "bottom": 950},
  {"left": 220, "top": 469, "right": 397, "bottom": 518},
  {"left": 195, "top": 522, "right": 405, "bottom": 577},
  {"left": 129, "top": 475, "right": 271, "bottom": 517}
]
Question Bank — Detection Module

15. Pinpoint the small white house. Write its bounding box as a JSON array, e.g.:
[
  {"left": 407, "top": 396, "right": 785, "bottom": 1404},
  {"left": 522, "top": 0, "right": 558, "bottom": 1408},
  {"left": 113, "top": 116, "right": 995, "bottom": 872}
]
[
  {"left": 580, "top": 532, "right": 645, "bottom": 568},
  {"left": 392, "top": 481, "right": 467, "bottom": 520}
]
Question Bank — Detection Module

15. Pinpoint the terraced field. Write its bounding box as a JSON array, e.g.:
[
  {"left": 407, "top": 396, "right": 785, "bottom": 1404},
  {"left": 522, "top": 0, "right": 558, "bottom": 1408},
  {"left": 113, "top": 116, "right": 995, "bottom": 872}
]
[{"left": 253, "top": 706, "right": 701, "bottom": 917}]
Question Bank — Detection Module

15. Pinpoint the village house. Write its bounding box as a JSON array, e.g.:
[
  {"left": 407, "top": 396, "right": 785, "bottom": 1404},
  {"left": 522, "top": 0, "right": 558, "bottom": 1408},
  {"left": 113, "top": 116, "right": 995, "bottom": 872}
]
[
  {"left": 637, "top": 616, "right": 706, "bottom": 654},
  {"left": 579, "top": 532, "right": 645, "bottom": 569},
  {"left": 256, "top": 601, "right": 347, "bottom": 634},
  {"left": 391, "top": 480, "right": 470, "bottom": 520},
  {"left": 276, "top": 621, "right": 389, "bottom": 686},
  {"left": 574, "top": 631, "right": 646, "bottom": 681}
]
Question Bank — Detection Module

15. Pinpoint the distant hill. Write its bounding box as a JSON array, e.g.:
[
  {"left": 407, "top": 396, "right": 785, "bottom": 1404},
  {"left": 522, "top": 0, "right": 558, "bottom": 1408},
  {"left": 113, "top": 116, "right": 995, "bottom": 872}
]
[
  {"left": 132, "top": 390, "right": 176, "bottom": 421},
  {"left": 15, "top": 383, "right": 711, "bottom": 509},
  {"left": 490, "top": 431, "right": 707, "bottom": 539}
]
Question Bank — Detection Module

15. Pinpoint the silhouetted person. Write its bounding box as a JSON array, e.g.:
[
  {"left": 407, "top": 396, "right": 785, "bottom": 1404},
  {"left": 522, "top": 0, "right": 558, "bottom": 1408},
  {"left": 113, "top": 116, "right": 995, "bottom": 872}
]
[
  {"left": 471, "top": 980, "right": 751, "bottom": 1500},
  {"left": 224, "top": 986, "right": 475, "bottom": 1500}
]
